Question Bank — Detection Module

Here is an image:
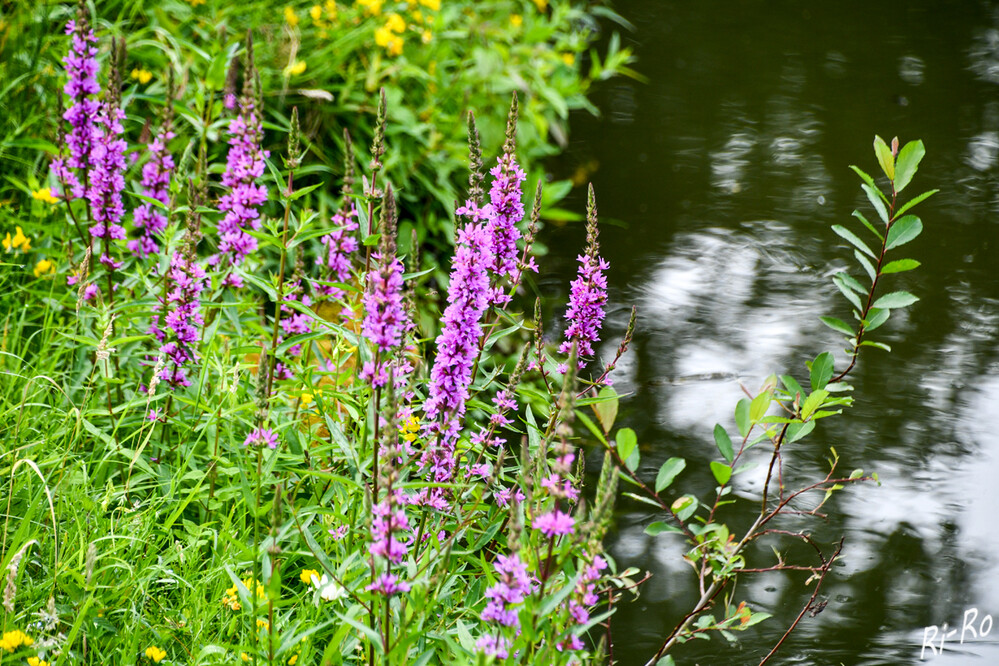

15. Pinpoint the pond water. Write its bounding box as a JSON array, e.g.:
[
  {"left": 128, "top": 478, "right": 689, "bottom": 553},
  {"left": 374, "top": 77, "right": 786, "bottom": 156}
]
[{"left": 542, "top": 1, "right": 999, "bottom": 664}]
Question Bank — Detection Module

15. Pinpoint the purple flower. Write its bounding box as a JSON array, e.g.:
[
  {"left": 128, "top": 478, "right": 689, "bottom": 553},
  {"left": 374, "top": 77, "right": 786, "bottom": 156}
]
[
  {"left": 244, "top": 427, "right": 279, "bottom": 449},
  {"left": 130, "top": 128, "right": 175, "bottom": 258},
  {"left": 420, "top": 203, "right": 494, "bottom": 495},
  {"left": 52, "top": 19, "right": 101, "bottom": 202},
  {"left": 360, "top": 249, "right": 407, "bottom": 388},
  {"left": 213, "top": 91, "right": 269, "bottom": 284},
  {"left": 366, "top": 572, "right": 411, "bottom": 596},
  {"left": 150, "top": 252, "right": 206, "bottom": 388},
  {"left": 369, "top": 491, "right": 411, "bottom": 565},
  {"left": 316, "top": 206, "right": 359, "bottom": 300},
  {"left": 485, "top": 152, "right": 526, "bottom": 302},
  {"left": 476, "top": 634, "right": 511, "bottom": 659},
  {"left": 533, "top": 510, "right": 575, "bottom": 538}
]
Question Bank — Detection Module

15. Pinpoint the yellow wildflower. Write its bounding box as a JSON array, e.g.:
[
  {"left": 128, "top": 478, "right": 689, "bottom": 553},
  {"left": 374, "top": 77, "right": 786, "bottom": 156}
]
[
  {"left": 256, "top": 618, "right": 270, "bottom": 631},
  {"left": 0, "top": 630, "right": 33, "bottom": 652},
  {"left": 300, "top": 568, "right": 320, "bottom": 585},
  {"left": 31, "top": 187, "right": 59, "bottom": 204},
  {"left": 561, "top": 52, "right": 576, "bottom": 66},
  {"left": 533, "top": 0, "right": 548, "bottom": 10},
  {"left": 401, "top": 416, "right": 420, "bottom": 442},
  {"left": 130, "top": 68, "right": 153, "bottom": 84},
  {"left": 420, "top": 28, "right": 432, "bottom": 43},
  {"left": 385, "top": 12, "right": 406, "bottom": 33},
  {"left": 287, "top": 60, "right": 307, "bottom": 76},
  {"left": 144, "top": 646, "right": 167, "bottom": 662},
  {"left": 284, "top": 6, "right": 300, "bottom": 26},
  {"left": 34, "top": 259, "right": 55, "bottom": 278},
  {"left": 186, "top": 0, "right": 205, "bottom": 6},
  {"left": 288, "top": 655, "right": 298, "bottom": 665},
  {"left": 411, "top": 9, "right": 423, "bottom": 23},
  {"left": 375, "top": 26, "right": 404, "bottom": 55},
  {"left": 418, "top": 0, "right": 439, "bottom": 9},
  {"left": 3, "top": 226, "right": 31, "bottom": 252},
  {"left": 355, "top": 0, "right": 383, "bottom": 16},
  {"left": 241, "top": 654, "right": 251, "bottom": 663},
  {"left": 510, "top": 14, "right": 523, "bottom": 27},
  {"left": 310, "top": 4, "right": 322, "bottom": 20},
  {"left": 27, "top": 657, "right": 50, "bottom": 666},
  {"left": 324, "top": 0, "right": 338, "bottom": 19}
]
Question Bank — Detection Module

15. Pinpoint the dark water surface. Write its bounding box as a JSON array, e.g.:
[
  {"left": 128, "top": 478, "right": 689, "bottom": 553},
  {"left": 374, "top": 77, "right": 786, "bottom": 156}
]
[{"left": 543, "top": 1, "right": 999, "bottom": 664}]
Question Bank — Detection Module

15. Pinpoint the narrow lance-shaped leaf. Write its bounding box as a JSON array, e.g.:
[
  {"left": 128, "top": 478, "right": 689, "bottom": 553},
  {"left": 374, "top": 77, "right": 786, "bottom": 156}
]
[
  {"left": 832, "top": 224, "right": 876, "bottom": 258},
  {"left": 885, "top": 215, "right": 922, "bottom": 250},
  {"left": 656, "top": 457, "right": 686, "bottom": 493},
  {"left": 895, "top": 188, "right": 939, "bottom": 218},
  {"left": 862, "top": 183, "right": 890, "bottom": 224},
  {"left": 808, "top": 352, "right": 835, "bottom": 391},
  {"left": 893, "top": 139, "right": 925, "bottom": 192},
  {"left": 833, "top": 274, "right": 863, "bottom": 311},
  {"left": 854, "top": 249, "right": 876, "bottom": 282},
  {"left": 819, "top": 316, "right": 855, "bottom": 337},
  {"left": 881, "top": 258, "right": 920, "bottom": 274},
  {"left": 714, "top": 424, "right": 734, "bottom": 463},
  {"left": 852, "top": 210, "right": 884, "bottom": 242},
  {"left": 850, "top": 165, "right": 890, "bottom": 205},
  {"left": 872, "top": 291, "right": 919, "bottom": 310}
]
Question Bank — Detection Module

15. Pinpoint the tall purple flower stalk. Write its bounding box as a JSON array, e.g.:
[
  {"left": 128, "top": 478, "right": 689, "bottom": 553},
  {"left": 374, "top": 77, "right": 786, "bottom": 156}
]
[
  {"left": 558, "top": 185, "right": 609, "bottom": 369},
  {"left": 361, "top": 187, "right": 406, "bottom": 387},
  {"left": 420, "top": 200, "right": 494, "bottom": 506},
  {"left": 130, "top": 127, "right": 175, "bottom": 257},
  {"left": 150, "top": 252, "right": 206, "bottom": 388},
  {"left": 87, "top": 43, "right": 127, "bottom": 280},
  {"left": 213, "top": 43, "right": 268, "bottom": 287},
  {"left": 316, "top": 205, "right": 359, "bottom": 300},
  {"left": 51, "top": 17, "right": 100, "bottom": 202},
  {"left": 485, "top": 97, "right": 526, "bottom": 304}
]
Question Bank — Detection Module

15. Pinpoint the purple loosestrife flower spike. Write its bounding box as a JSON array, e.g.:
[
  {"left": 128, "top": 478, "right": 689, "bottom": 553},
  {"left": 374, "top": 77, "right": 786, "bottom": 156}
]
[
  {"left": 476, "top": 553, "right": 531, "bottom": 658},
  {"left": 361, "top": 186, "right": 407, "bottom": 386},
  {"left": 150, "top": 252, "right": 206, "bottom": 388},
  {"left": 558, "top": 184, "right": 609, "bottom": 369},
  {"left": 52, "top": 15, "right": 100, "bottom": 202},
  {"left": 213, "top": 38, "right": 269, "bottom": 286},
  {"left": 88, "top": 39, "right": 127, "bottom": 275},
  {"left": 130, "top": 127, "right": 175, "bottom": 257},
  {"left": 244, "top": 427, "right": 279, "bottom": 449},
  {"left": 420, "top": 199, "right": 494, "bottom": 503},
  {"left": 485, "top": 95, "right": 526, "bottom": 302}
]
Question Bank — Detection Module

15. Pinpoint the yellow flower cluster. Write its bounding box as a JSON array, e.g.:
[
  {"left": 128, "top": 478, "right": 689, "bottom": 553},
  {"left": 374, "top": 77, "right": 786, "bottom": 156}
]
[
  {"left": 309, "top": 1, "right": 339, "bottom": 37},
  {"left": 284, "top": 6, "right": 300, "bottom": 27},
  {"left": 375, "top": 12, "right": 406, "bottom": 55},
  {"left": 34, "top": 258, "right": 55, "bottom": 278},
  {"left": 144, "top": 646, "right": 167, "bottom": 662},
  {"left": 222, "top": 577, "right": 267, "bottom": 611},
  {"left": 286, "top": 60, "right": 307, "bottom": 76},
  {"left": 300, "top": 568, "right": 320, "bottom": 585},
  {"left": 131, "top": 68, "right": 153, "bottom": 84},
  {"left": 27, "top": 657, "right": 50, "bottom": 666},
  {"left": 32, "top": 187, "right": 58, "bottom": 204},
  {"left": 401, "top": 416, "right": 420, "bottom": 443},
  {"left": 355, "top": 0, "right": 383, "bottom": 16},
  {"left": 3, "top": 226, "right": 31, "bottom": 252},
  {"left": 0, "top": 630, "right": 33, "bottom": 652}
]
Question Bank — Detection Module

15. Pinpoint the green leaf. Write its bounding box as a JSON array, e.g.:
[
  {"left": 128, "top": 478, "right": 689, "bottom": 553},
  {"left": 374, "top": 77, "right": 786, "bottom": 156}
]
[
  {"left": 820, "top": 316, "right": 855, "bottom": 337},
  {"left": 749, "top": 389, "right": 771, "bottom": 423},
  {"left": 852, "top": 210, "right": 884, "bottom": 242},
  {"left": 832, "top": 224, "right": 876, "bottom": 258},
  {"left": 893, "top": 139, "right": 925, "bottom": 192},
  {"left": 735, "top": 398, "right": 751, "bottom": 437},
  {"left": 862, "top": 183, "right": 890, "bottom": 224},
  {"left": 881, "top": 258, "right": 921, "bottom": 274},
  {"left": 801, "top": 389, "right": 829, "bottom": 420},
  {"left": 710, "top": 461, "right": 733, "bottom": 485},
  {"left": 744, "top": 611, "right": 773, "bottom": 628},
  {"left": 863, "top": 307, "right": 890, "bottom": 331},
  {"left": 615, "top": 428, "right": 637, "bottom": 462},
  {"left": 592, "top": 386, "right": 619, "bottom": 434},
  {"left": 872, "top": 291, "right": 919, "bottom": 310},
  {"left": 850, "top": 166, "right": 889, "bottom": 205},
  {"left": 713, "top": 425, "right": 734, "bottom": 463},
  {"left": 873, "top": 135, "right": 895, "bottom": 181},
  {"left": 885, "top": 215, "right": 922, "bottom": 250},
  {"left": 860, "top": 340, "right": 892, "bottom": 352},
  {"left": 656, "top": 656, "right": 676, "bottom": 666},
  {"left": 671, "top": 495, "right": 698, "bottom": 522},
  {"left": 787, "top": 420, "right": 815, "bottom": 443},
  {"left": 808, "top": 352, "right": 835, "bottom": 391},
  {"left": 896, "top": 189, "right": 939, "bottom": 218},
  {"left": 854, "top": 249, "right": 877, "bottom": 282},
  {"left": 780, "top": 374, "right": 805, "bottom": 400},
  {"left": 833, "top": 274, "right": 863, "bottom": 311},
  {"left": 655, "top": 457, "right": 686, "bottom": 493},
  {"left": 645, "top": 521, "right": 683, "bottom": 536}
]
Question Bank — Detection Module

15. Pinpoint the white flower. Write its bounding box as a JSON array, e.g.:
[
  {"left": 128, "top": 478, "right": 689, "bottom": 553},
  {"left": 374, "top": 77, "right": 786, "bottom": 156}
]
[{"left": 314, "top": 574, "right": 346, "bottom": 603}]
